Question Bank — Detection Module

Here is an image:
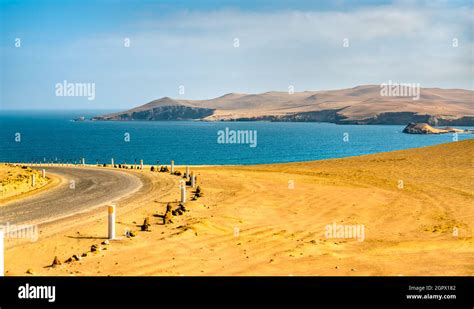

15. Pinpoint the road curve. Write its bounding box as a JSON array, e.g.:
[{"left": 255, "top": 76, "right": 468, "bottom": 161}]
[{"left": 0, "top": 167, "right": 143, "bottom": 225}]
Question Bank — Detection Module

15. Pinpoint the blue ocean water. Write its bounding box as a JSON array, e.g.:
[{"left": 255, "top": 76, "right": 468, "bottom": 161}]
[{"left": 0, "top": 111, "right": 472, "bottom": 165}]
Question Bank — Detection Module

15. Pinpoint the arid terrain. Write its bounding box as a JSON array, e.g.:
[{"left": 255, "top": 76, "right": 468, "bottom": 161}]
[
  {"left": 2, "top": 140, "right": 473, "bottom": 276},
  {"left": 0, "top": 164, "right": 57, "bottom": 205},
  {"left": 92, "top": 85, "right": 474, "bottom": 125}
]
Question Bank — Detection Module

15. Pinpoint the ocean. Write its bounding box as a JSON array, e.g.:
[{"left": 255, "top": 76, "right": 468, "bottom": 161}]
[{"left": 1, "top": 111, "right": 473, "bottom": 165}]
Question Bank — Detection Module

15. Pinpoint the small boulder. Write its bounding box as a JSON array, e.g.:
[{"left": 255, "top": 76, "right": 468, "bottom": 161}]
[
  {"left": 195, "top": 186, "right": 203, "bottom": 197},
  {"left": 51, "top": 256, "right": 61, "bottom": 267},
  {"left": 163, "top": 204, "right": 173, "bottom": 224},
  {"left": 178, "top": 203, "right": 187, "bottom": 212},
  {"left": 141, "top": 217, "right": 151, "bottom": 231},
  {"left": 127, "top": 231, "right": 136, "bottom": 237}
]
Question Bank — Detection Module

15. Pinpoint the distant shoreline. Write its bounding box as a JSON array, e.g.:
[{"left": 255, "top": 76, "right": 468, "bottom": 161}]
[
  {"left": 3, "top": 139, "right": 474, "bottom": 168},
  {"left": 89, "top": 85, "right": 474, "bottom": 126}
]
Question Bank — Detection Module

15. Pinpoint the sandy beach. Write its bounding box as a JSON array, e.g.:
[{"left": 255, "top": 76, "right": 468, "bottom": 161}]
[{"left": 2, "top": 139, "right": 473, "bottom": 276}]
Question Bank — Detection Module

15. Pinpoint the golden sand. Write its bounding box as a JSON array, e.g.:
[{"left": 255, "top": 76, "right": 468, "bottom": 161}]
[
  {"left": 0, "top": 164, "right": 58, "bottom": 205},
  {"left": 3, "top": 140, "right": 473, "bottom": 276}
]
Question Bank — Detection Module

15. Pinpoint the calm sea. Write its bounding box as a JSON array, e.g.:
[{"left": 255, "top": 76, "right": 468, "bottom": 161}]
[{"left": 1, "top": 111, "right": 472, "bottom": 165}]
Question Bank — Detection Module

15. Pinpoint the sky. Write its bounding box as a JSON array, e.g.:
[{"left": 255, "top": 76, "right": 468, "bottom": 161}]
[{"left": 0, "top": 0, "right": 472, "bottom": 110}]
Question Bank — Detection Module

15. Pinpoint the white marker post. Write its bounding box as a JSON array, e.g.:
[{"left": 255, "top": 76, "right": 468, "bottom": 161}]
[
  {"left": 108, "top": 204, "right": 116, "bottom": 240},
  {"left": 82, "top": 158, "right": 85, "bottom": 166},
  {"left": 0, "top": 230, "right": 3, "bottom": 276},
  {"left": 186, "top": 166, "right": 190, "bottom": 178},
  {"left": 111, "top": 158, "right": 114, "bottom": 167},
  {"left": 42, "top": 169, "right": 46, "bottom": 178},
  {"left": 31, "top": 174, "right": 36, "bottom": 187},
  {"left": 191, "top": 172, "right": 196, "bottom": 188},
  {"left": 170, "top": 160, "right": 174, "bottom": 173},
  {"left": 140, "top": 160, "right": 143, "bottom": 170},
  {"left": 180, "top": 182, "right": 186, "bottom": 203}
]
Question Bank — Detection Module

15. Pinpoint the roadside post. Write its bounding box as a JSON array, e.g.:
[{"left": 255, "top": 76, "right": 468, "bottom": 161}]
[
  {"left": 108, "top": 204, "right": 116, "bottom": 240},
  {"left": 191, "top": 172, "right": 196, "bottom": 188},
  {"left": 180, "top": 181, "right": 186, "bottom": 203}
]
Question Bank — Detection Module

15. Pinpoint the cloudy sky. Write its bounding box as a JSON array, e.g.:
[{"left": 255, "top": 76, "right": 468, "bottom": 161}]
[{"left": 0, "top": 0, "right": 472, "bottom": 110}]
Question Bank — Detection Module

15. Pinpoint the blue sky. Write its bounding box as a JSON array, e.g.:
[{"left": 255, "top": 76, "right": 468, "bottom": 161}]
[{"left": 0, "top": 0, "right": 472, "bottom": 110}]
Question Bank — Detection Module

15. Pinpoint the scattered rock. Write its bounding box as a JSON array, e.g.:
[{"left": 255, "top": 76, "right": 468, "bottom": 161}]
[
  {"left": 91, "top": 244, "right": 99, "bottom": 252},
  {"left": 351, "top": 268, "right": 356, "bottom": 271},
  {"left": 141, "top": 217, "right": 151, "bottom": 231},
  {"left": 101, "top": 240, "right": 110, "bottom": 245},
  {"left": 163, "top": 203, "right": 173, "bottom": 224},
  {"left": 81, "top": 252, "right": 88, "bottom": 257},
  {"left": 195, "top": 186, "right": 203, "bottom": 197},
  {"left": 51, "top": 256, "right": 61, "bottom": 267},
  {"left": 178, "top": 203, "right": 187, "bottom": 212},
  {"left": 72, "top": 254, "right": 81, "bottom": 261},
  {"left": 26, "top": 268, "right": 34, "bottom": 275}
]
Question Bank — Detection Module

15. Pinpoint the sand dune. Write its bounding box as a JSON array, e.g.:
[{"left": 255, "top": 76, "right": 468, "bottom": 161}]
[{"left": 3, "top": 140, "right": 473, "bottom": 276}]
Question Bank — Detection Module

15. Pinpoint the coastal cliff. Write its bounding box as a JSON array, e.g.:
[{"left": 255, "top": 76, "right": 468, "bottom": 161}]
[
  {"left": 92, "top": 85, "right": 474, "bottom": 125},
  {"left": 402, "top": 123, "right": 472, "bottom": 134}
]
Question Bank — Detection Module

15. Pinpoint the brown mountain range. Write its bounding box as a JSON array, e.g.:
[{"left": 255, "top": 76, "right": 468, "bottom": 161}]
[{"left": 92, "top": 85, "right": 474, "bottom": 125}]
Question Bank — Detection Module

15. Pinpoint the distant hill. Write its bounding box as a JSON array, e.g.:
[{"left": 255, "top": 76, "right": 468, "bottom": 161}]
[{"left": 92, "top": 85, "right": 474, "bottom": 125}]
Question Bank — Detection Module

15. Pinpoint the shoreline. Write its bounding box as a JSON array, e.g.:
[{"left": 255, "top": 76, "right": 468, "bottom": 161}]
[{"left": 2, "top": 138, "right": 473, "bottom": 168}]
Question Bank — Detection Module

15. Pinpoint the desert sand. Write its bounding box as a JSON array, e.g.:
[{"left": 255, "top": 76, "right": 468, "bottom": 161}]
[
  {"left": 0, "top": 164, "right": 57, "bottom": 205},
  {"left": 3, "top": 139, "right": 473, "bottom": 276}
]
